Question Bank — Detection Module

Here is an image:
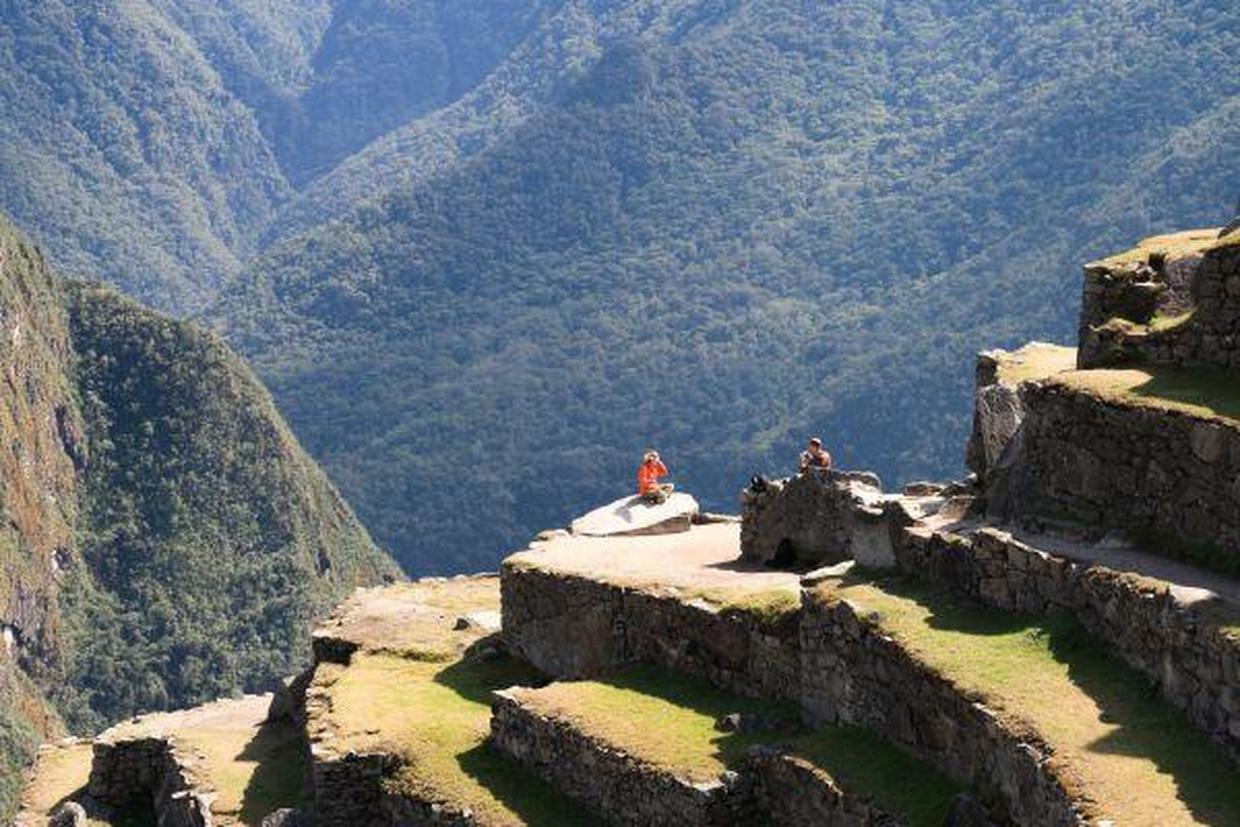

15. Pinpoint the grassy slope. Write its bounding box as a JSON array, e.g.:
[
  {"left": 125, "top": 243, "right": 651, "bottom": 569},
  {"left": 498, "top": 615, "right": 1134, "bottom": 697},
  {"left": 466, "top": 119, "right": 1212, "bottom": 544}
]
[
  {"left": 816, "top": 574, "right": 1240, "bottom": 824},
  {"left": 315, "top": 576, "right": 592, "bottom": 825},
  {"left": 514, "top": 666, "right": 961, "bottom": 827},
  {"left": 224, "top": 0, "right": 1240, "bottom": 575}
]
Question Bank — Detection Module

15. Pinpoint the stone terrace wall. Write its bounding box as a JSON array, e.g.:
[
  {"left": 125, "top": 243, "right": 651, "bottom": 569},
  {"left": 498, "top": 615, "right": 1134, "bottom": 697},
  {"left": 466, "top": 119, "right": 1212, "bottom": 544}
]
[
  {"left": 799, "top": 592, "right": 1083, "bottom": 827},
  {"left": 995, "top": 380, "right": 1240, "bottom": 564},
  {"left": 896, "top": 526, "right": 1240, "bottom": 760},
  {"left": 491, "top": 690, "right": 738, "bottom": 827},
  {"left": 492, "top": 691, "right": 902, "bottom": 827},
  {"left": 502, "top": 564, "right": 801, "bottom": 702},
  {"left": 89, "top": 736, "right": 213, "bottom": 827},
  {"left": 746, "top": 748, "right": 904, "bottom": 827},
  {"left": 740, "top": 470, "right": 886, "bottom": 566},
  {"left": 1079, "top": 241, "right": 1240, "bottom": 369}
]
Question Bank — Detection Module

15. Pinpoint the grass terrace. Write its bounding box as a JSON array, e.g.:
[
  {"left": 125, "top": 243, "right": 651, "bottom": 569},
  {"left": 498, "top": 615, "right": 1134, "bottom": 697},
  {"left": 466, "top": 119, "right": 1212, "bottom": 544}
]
[
  {"left": 1052, "top": 365, "right": 1240, "bottom": 425},
  {"left": 812, "top": 572, "right": 1240, "bottom": 825},
  {"left": 318, "top": 651, "right": 593, "bottom": 826},
  {"left": 509, "top": 666, "right": 961, "bottom": 827},
  {"left": 992, "top": 343, "right": 1077, "bottom": 385}
]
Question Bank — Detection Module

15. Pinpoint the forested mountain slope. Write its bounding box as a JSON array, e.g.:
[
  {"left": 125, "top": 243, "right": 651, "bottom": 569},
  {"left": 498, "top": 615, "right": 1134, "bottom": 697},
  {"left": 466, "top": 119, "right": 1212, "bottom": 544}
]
[
  {"left": 0, "top": 1, "right": 1237, "bottom": 579},
  {"left": 223, "top": 0, "right": 1239, "bottom": 574},
  {"left": 0, "top": 216, "right": 399, "bottom": 821}
]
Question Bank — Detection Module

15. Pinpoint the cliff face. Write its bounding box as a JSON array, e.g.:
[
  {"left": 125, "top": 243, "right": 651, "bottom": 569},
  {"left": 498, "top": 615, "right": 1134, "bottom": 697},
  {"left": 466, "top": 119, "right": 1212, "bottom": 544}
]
[{"left": 0, "top": 215, "right": 400, "bottom": 821}]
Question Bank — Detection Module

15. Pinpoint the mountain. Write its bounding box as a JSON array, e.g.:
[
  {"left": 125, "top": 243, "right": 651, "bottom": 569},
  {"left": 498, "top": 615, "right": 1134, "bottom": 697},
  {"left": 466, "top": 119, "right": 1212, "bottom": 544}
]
[
  {"left": 221, "top": 0, "right": 1240, "bottom": 573},
  {"left": 0, "top": 215, "right": 399, "bottom": 821},
  {"left": 0, "top": 1, "right": 1237, "bottom": 578}
]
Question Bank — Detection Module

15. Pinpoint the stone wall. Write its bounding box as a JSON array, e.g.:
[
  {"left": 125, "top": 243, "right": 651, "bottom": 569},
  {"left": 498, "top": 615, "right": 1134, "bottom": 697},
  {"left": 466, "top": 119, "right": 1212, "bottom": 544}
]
[
  {"left": 88, "top": 735, "right": 213, "bottom": 827},
  {"left": 799, "top": 591, "right": 1083, "bottom": 827},
  {"left": 740, "top": 470, "right": 887, "bottom": 566},
  {"left": 501, "top": 564, "right": 801, "bottom": 702},
  {"left": 491, "top": 690, "right": 739, "bottom": 826},
  {"left": 1079, "top": 241, "right": 1240, "bottom": 369},
  {"left": 994, "top": 380, "right": 1240, "bottom": 565},
  {"left": 746, "top": 748, "right": 904, "bottom": 827},
  {"left": 895, "top": 526, "right": 1240, "bottom": 760},
  {"left": 492, "top": 690, "right": 902, "bottom": 827}
]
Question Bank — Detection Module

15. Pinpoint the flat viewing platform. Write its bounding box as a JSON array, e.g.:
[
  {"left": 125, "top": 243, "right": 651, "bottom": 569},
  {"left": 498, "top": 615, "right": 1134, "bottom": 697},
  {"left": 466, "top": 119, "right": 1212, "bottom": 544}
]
[{"left": 507, "top": 522, "right": 801, "bottom": 603}]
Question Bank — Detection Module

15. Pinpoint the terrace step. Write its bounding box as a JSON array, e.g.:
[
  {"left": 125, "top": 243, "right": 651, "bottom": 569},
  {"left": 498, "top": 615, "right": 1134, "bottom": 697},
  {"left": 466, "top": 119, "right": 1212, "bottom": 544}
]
[
  {"left": 805, "top": 567, "right": 1240, "bottom": 826},
  {"left": 304, "top": 576, "right": 592, "bottom": 827},
  {"left": 490, "top": 666, "right": 963, "bottom": 827},
  {"left": 899, "top": 518, "right": 1240, "bottom": 759}
]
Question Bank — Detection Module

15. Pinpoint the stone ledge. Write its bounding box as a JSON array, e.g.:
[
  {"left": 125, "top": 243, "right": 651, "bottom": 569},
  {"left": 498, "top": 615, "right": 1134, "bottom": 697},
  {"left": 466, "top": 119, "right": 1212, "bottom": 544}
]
[
  {"left": 491, "top": 689, "right": 908, "bottom": 827},
  {"left": 88, "top": 732, "right": 213, "bottom": 827}
]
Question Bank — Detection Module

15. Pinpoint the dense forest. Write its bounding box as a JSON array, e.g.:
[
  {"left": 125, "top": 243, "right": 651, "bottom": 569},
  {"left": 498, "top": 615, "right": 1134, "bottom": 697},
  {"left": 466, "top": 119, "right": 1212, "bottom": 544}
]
[
  {"left": 1, "top": 1, "right": 1237, "bottom": 578},
  {"left": 0, "top": 216, "right": 399, "bottom": 820}
]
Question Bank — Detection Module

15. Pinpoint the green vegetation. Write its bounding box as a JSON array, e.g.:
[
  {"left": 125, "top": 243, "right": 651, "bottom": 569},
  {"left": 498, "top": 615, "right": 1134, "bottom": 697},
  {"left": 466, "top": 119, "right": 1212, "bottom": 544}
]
[
  {"left": 0, "top": 2, "right": 1237, "bottom": 577},
  {"left": 217, "top": 0, "right": 1240, "bottom": 574},
  {"left": 0, "top": 216, "right": 400, "bottom": 818},
  {"left": 993, "top": 343, "right": 1077, "bottom": 385},
  {"left": 323, "top": 652, "right": 593, "bottom": 826},
  {"left": 814, "top": 573, "right": 1240, "bottom": 824},
  {"left": 1054, "top": 365, "right": 1240, "bottom": 425},
  {"left": 516, "top": 666, "right": 960, "bottom": 827}
]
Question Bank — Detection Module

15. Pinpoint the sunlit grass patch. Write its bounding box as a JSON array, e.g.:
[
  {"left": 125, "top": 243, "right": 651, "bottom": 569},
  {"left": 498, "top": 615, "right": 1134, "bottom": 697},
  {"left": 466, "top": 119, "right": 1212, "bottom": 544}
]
[
  {"left": 325, "top": 652, "right": 591, "bottom": 826},
  {"left": 1053, "top": 365, "right": 1240, "bottom": 424},
  {"left": 512, "top": 666, "right": 959, "bottom": 827},
  {"left": 993, "top": 343, "right": 1077, "bottom": 385},
  {"left": 811, "top": 574, "right": 1240, "bottom": 824}
]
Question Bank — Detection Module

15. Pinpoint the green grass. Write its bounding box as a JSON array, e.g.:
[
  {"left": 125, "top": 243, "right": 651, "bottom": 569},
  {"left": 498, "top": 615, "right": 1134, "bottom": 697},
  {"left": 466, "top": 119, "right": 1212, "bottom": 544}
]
[
  {"left": 993, "top": 343, "right": 1077, "bottom": 385},
  {"left": 690, "top": 586, "right": 801, "bottom": 625},
  {"left": 813, "top": 573, "right": 1240, "bottom": 824},
  {"left": 176, "top": 719, "right": 310, "bottom": 824},
  {"left": 515, "top": 666, "right": 960, "bottom": 827},
  {"left": 793, "top": 727, "right": 960, "bottom": 827},
  {"left": 324, "top": 652, "right": 593, "bottom": 826},
  {"left": 1055, "top": 365, "right": 1240, "bottom": 424}
]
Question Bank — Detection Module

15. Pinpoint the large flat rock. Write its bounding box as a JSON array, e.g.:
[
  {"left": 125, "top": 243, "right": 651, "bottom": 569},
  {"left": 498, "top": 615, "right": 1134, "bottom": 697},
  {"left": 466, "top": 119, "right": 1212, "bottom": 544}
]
[{"left": 571, "top": 492, "right": 700, "bottom": 537}]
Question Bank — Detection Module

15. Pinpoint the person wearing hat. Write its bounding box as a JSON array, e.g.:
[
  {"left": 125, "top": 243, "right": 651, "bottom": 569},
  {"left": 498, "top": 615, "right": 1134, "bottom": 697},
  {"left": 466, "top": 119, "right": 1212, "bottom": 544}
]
[
  {"left": 638, "top": 450, "right": 674, "bottom": 504},
  {"left": 799, "top": 437, "right": 833, "bottom": 473}
]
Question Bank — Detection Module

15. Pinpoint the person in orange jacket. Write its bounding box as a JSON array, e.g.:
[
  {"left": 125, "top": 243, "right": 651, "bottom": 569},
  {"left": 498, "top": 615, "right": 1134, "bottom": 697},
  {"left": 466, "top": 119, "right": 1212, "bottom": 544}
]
[{"left": 638, "top": 450, "right": 674, "bottom": 504}]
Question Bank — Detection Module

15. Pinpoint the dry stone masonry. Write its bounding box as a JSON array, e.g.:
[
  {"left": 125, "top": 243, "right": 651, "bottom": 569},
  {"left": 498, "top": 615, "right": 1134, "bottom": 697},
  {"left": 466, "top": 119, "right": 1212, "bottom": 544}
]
[{"left": 1079, "top": 238, "right": 1240, "bottom": 369}]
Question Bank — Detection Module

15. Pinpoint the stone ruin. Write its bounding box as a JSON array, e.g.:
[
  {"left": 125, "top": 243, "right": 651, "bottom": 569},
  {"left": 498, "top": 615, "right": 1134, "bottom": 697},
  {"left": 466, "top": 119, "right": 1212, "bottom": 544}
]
[{"left": 1079, "top": 231, "right": 1240, "bottom": 369}]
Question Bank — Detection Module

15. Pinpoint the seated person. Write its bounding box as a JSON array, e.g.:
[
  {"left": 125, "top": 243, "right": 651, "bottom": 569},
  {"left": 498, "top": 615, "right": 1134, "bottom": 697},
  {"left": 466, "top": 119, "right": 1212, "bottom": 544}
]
[
  {"left": 638, "top": 450, "right": 674, "bottom": 503},
  {"left": 799, "top": 437, "right": 833, "bottom": 473}
]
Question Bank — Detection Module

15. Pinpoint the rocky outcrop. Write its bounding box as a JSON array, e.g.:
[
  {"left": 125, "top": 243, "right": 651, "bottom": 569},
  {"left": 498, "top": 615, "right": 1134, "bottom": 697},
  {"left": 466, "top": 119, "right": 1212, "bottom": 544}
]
[
  {"left": 965, "top": 352, "right": 1025, "bottom": 483},
  {"left": 740, "top": 470, "right": 888, "bottom": 566},
  {"left": 571, "top": 493, "right": 700, "bottom": 537}
]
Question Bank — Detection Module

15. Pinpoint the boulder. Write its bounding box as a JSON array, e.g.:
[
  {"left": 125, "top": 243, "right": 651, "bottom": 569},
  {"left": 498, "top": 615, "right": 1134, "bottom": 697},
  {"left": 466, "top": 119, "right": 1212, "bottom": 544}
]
[{"left": 570, "top": 492, "right": 700, "bottom": 537}]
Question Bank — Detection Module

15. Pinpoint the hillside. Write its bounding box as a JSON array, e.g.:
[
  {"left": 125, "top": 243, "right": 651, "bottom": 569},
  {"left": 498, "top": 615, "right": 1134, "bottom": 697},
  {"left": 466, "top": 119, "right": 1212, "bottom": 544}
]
[
  {"left": 0, "top": 1, "right": 1237, "bottom": 577},
  {"left": 222, "top": 0, "right": 1240, "bottom": 573},
  {"left": 0, "top": 216, "right": 400, "bottom": 822}
]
